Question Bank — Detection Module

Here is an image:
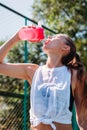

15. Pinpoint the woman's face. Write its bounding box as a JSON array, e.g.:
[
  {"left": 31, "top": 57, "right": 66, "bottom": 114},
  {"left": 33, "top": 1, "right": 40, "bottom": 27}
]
[{"left": 42, "top": 34, "right": 70, "bottom": 55}]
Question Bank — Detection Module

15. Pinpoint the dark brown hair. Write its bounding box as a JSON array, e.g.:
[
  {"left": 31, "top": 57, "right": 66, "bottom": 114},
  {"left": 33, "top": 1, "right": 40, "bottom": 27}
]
[
  {"left": 61, "top": 34, "right": 84, "bottom": 81},
  {"left": 61, "top": 34, "right": 87, "bottom": 100}
]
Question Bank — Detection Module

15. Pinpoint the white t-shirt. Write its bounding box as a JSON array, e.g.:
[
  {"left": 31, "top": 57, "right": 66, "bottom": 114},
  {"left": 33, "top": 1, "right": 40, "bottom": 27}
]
[{"left": 30, "top": 65, "right": 72, "bottom": 130}]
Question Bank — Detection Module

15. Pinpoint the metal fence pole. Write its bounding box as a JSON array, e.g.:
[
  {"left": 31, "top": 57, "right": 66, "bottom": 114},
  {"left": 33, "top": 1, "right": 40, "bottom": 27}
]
[
  {"left": 23, "top": 18, "right": 28, "bottom": 130},
  {"left": 72, "top": 104, "right": 79, "bottom": 130}
]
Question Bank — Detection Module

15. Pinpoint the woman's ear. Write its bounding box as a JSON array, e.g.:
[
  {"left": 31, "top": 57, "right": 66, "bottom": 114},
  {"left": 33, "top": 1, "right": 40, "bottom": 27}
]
[{"left": 62, "top": 44, "right": 70, "bottom": 52}]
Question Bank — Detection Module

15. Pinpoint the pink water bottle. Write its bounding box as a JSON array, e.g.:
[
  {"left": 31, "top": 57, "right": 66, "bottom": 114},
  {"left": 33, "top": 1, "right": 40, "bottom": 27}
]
[{"left": 18, "top": 22, "right": 44, "bottom": 42}]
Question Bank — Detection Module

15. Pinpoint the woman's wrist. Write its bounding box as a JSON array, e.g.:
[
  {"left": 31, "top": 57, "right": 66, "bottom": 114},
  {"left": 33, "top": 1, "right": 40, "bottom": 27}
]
[{"left": 11, "top": 31, "right": 21, "bottom": 43}]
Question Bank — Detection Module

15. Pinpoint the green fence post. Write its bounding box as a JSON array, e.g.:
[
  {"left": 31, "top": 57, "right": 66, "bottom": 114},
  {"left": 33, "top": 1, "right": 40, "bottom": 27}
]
[
  {"left": 72, "top": 104, "right": 79, "bottom": 130},
  {"left": 23, "top": 18, "right": 28, "bottom": 130}
]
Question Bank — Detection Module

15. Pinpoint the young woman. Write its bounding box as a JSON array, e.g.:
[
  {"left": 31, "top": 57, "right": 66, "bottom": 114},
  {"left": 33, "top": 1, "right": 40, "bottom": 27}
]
[{"left": 0, "top": 28, "right": 87, "bottom": 130}]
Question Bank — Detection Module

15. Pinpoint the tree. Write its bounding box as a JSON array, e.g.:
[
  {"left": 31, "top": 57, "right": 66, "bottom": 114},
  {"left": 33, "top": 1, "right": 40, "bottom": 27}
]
[{"left": 32, "top": 0, "right": 87, "bottom": 69}]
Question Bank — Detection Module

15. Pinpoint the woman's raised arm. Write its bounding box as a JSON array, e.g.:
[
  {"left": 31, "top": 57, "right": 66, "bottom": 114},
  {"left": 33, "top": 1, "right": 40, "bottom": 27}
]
[{"left": 0, "top": 29, "right": 39, "bottom": 84}]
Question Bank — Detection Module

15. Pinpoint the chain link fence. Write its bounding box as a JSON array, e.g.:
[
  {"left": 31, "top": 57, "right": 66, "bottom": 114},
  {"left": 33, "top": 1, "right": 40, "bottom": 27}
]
[
  {"left": 0, "top": 86, "right": 30, "bottom": 130},
  {"left": 0, "top": 2, "right": 79, "bottom": 130}
]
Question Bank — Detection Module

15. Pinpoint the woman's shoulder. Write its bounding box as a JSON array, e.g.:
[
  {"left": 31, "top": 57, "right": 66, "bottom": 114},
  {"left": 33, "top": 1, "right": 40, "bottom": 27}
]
[{"left": 25, "top": 63, "right": 39, "bottom": 85}]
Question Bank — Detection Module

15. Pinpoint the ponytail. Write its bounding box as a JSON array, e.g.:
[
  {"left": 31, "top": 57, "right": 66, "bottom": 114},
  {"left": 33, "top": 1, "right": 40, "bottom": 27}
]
[{"left": 62, "top": 53, "right": 85, "bottom": 81}]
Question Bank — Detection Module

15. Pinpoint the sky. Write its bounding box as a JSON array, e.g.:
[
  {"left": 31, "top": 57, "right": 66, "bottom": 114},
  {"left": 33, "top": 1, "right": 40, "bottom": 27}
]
[{"left": 0, "top": 0, "right": 34, "bottom": 40}]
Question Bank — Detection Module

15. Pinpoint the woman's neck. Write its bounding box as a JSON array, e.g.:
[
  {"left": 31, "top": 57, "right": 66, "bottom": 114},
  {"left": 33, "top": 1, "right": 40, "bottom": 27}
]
[{"left": 46, "top": 54, "right": 63, "bottom": 68}]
